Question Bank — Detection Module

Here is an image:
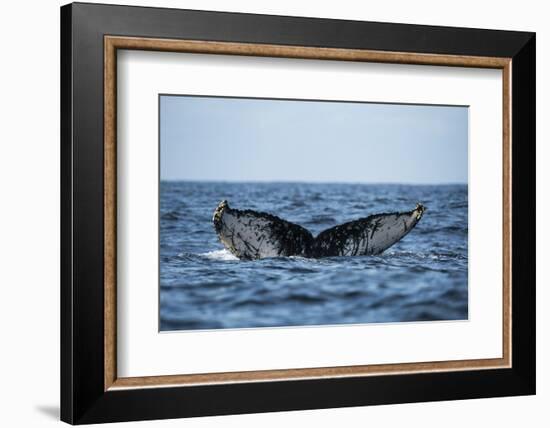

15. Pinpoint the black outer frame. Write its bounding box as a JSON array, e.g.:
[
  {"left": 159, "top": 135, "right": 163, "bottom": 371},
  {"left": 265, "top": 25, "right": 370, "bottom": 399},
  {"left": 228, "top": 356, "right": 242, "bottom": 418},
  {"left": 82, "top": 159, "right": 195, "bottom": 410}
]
[{"left": 60, "top": 2, "right": 535, "bottom": 424}]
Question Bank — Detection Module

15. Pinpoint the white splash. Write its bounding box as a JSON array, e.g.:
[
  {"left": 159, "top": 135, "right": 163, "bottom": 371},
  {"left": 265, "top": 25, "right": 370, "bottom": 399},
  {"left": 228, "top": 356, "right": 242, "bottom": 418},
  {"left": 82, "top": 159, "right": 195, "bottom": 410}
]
[{"left": 201, "top": 249, "right": 238, "bottom": 261}]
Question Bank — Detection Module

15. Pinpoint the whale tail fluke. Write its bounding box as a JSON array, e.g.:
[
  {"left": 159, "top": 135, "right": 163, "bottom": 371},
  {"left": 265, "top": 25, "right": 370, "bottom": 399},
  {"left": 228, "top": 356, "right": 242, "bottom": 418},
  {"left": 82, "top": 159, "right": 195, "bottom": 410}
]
[{"left": 213, "top": 200, "right": 426, "bottom": 260}]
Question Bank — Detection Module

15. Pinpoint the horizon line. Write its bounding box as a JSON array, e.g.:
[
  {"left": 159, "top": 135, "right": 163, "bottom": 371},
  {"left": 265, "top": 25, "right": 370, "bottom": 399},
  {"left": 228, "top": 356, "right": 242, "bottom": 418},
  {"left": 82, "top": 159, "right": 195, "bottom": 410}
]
[{"left": 160, "top": 179, "right": 468, "bottom": 186}]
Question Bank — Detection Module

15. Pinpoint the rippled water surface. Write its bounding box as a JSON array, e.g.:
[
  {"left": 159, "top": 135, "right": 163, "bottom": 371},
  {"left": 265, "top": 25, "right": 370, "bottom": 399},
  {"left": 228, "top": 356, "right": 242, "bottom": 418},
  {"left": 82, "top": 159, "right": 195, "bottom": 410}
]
[{"left": 160, "top": 182, "right": 468, "bottom": 331}]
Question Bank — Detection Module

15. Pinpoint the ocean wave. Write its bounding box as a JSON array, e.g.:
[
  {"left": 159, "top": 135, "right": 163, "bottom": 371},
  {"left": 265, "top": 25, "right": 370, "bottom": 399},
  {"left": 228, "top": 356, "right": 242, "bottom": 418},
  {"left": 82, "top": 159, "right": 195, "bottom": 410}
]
[
  {"left": 200, "top": 249, "right": 238, "bottom": 261},
  {"left": 383, "top": 250, "right": 466, "bottom": 261},
  {"left": 161, "top": 210, "right": 179, "bottom": 221}
]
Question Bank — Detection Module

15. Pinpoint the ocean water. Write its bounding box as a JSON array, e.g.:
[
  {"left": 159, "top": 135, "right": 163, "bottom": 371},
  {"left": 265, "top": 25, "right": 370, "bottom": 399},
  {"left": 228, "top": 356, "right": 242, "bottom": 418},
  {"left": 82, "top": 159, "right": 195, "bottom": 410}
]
[{"left": 160, "top": 182, "right": 468, "bottom": 331}]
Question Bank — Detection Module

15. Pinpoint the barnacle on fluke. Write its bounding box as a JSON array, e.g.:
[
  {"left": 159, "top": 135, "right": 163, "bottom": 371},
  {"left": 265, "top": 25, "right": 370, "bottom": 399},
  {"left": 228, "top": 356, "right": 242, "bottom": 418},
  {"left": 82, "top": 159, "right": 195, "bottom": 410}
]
[{"left": 212, "top": 200, "right": 426, "bottom": 260}]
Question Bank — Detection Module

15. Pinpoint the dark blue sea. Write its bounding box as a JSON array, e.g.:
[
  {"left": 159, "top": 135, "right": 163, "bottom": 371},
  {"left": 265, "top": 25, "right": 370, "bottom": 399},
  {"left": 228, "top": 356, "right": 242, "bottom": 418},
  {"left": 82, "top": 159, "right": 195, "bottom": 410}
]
[{"left": 160, "top": 182, "right": 468, "bottom": 331}]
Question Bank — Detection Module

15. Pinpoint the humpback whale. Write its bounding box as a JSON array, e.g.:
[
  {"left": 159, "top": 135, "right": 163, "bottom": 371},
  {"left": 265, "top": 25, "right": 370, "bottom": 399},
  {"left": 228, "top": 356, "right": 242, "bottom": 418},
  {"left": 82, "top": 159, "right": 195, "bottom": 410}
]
[{"left": 212, "top": 200, "right": 426, "bottom": 260}]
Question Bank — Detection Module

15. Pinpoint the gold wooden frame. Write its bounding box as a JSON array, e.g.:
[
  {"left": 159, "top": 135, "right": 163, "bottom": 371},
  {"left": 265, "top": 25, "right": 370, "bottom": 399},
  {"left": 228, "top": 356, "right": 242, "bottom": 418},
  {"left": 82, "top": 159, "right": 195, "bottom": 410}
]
[{"left": 104, "top": 36, "right": 512, "bottom": 391}]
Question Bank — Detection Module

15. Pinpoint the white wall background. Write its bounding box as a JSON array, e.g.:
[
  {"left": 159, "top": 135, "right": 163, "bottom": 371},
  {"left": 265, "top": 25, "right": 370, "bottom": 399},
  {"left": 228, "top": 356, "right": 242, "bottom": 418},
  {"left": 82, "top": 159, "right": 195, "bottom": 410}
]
[{"left": 0, "top": 0, "right": 546, "bottom": 426}]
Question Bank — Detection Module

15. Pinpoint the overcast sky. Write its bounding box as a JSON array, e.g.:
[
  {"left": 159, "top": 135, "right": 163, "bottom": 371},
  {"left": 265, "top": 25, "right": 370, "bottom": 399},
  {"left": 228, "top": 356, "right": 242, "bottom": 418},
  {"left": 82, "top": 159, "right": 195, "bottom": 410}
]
[{"left": 160, "top": 95, "right": 468, "bottom": 184}]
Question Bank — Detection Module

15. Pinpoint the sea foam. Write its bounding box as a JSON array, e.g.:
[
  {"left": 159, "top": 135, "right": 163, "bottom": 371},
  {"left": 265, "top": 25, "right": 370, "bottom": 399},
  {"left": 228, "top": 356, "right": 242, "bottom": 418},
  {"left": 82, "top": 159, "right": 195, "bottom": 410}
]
[{"left": 201, "top": 249, "right": 238, "bottom": 261}]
